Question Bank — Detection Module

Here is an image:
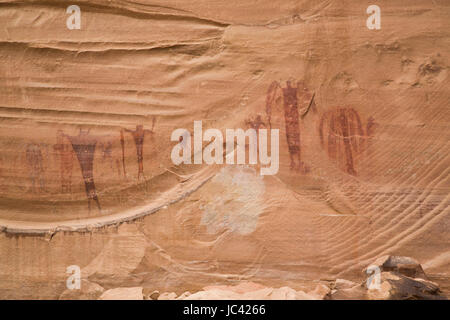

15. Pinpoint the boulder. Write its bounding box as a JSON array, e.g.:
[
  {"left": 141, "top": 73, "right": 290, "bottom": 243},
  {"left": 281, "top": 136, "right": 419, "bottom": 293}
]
[
  {"left": 329, "top": 284, "right": 367, "bottom": 300},
  {"left": 364, "top": 255, "right": 428, "bottom": 279},
  {"left": 330, "top": 256, "right": 447, "bottom": 300},
  {"left": 331, "top": 257, "right": 447, "bottom": 300},
  {"left": 143, "top": 289, "right": 160, "bottom": 300},
  {"left": 175, "top": 283, "right": 319, "bottom": 300},
  {"left": 308, "top": 284, "right": 332, "bottom": 299},
  {"left": 158, "top": 292, "right": 178, "bottom": 300},
  {"left": 332, "top": 279, "right": 358, "bottom": 290},
  {"left": 99, "top": 287, "right": 144, "bottom": 300},
  {"left": 367, "top": 272, "right": 446, "bottom": 300}
]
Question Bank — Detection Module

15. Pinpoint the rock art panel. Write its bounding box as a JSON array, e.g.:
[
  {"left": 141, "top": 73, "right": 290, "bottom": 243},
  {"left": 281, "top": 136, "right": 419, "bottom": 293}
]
[{"left": 0, "top": 0, "right": 448, "bottom": 301}]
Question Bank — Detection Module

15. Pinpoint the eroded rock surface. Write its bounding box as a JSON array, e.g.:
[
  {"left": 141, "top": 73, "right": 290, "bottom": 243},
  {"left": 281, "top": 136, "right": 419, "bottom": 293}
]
[{"left": 0, "top": 0, "right": 448, "bottom": 299}]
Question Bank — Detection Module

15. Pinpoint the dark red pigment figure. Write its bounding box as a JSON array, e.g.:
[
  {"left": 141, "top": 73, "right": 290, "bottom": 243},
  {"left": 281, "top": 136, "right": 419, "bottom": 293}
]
[
  {"left": 54, "top": 130, "right": 74, "bottom": 193},
  {"left": 64, "top": 129, "right": 101, "bottom": 212},
  {"left": 266, "top": 81, "right": 311, "bottom": 173},
  {"left": 124, "top": 118, "right": 156, "bottom": 180},
  {"left": 25, "top": 143, "right": 45, "bottom": 193},
  {"left": 319, "top": 107, "right": 376, "bottom": 176},
  {"left": 245, "top": 115, "right": 266, "bottom": 149}
]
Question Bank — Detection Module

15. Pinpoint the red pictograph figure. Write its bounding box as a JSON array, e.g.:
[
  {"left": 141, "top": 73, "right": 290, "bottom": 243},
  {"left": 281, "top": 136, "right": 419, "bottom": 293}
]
[
  {"left": 64, "top": 129, "right": 101, "bottom": 212},
  {"left": 54, "top": 130, "right": 74, "bottom": 193},
  {"left": 124, "top": 117, "right": 156, "bottom": 180},
  {"left": 25, "top": 143, "right": 45, "bottom": 193},
  {"left": 245, "top": 114, "right": 266, "bottom": 131},
  {"left": 245, "top": 114, "right": 266, "bottom": 149},
  {"left": 319, "top": 107, "right": 376, "bottom": 176},
  {"left": 266, "top": 80, "right": 312, "bottom": 173}
]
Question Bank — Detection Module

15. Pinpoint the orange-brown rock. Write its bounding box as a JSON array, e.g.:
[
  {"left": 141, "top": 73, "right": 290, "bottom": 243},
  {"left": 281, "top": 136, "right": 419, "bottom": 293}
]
[{"left": 0, "top": 0, "right": 449, "bottom": 299}]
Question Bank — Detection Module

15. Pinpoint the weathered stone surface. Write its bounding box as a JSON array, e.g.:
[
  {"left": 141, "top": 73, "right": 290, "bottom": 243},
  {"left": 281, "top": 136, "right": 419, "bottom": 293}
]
[
  {"left": 0, "top": 0, "right": 448, "bottom": 299},
  {"left": 333, "top": 279, "right": 358, "bottom": 290},
  {"left": 308, "top": 284, "right": 332, "bottom": 300},
  {"left": 99, "top": 287, "right": 144, "bottom": 300},
  {"left": 59, "top": 280, "right": 105, "bottom": 300},
  {"left": 156, "top": 282, "right": 326, "bottom": 300},
  {"left": 182, "top": 286, "right": 318, "bottom": 300}
]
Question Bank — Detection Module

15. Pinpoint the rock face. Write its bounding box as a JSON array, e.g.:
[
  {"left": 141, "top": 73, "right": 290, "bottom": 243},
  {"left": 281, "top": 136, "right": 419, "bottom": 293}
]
[
  {"left": 59, "top": 280, "right": 104, "bottom": 300},
  {"left": 0, "top": 0, "right": 449, "bottom": 299}
]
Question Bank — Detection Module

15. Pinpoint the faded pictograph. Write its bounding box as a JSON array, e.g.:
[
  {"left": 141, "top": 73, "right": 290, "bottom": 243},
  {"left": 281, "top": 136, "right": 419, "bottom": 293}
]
[
  {"left": 265, "top": 80, "right": 316, "bottom": 173},
  {"left": 25, "top": 143, "right": 46, "bottom": 193},
  {"left": 245, "top": 114, "right": 267, "bottom": 148},
  {"left": 54, "top": 130, "right": 74, "bottom": 193},
  {"left": 100, "top": 140, "right": 113, "bottom": 169},
  {"left": 319, "top": 107, "right": 376, "bottom": 176},
  {"left": 100, "top": 137, "right": 124, "bottom": 179}
]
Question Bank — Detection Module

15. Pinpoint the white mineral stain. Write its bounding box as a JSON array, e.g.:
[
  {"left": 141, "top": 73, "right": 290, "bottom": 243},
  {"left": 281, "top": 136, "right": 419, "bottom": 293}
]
[{"left": 200, "top": 166, "right": 265, "bottom": 235}]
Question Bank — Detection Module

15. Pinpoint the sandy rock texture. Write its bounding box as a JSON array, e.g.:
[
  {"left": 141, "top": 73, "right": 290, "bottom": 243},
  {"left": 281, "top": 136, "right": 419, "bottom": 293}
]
[
  {"left": 0, "top": 0, "right": 449, "bottom": 299},
  {"left": 58, "top": 257, "right": 446, "bottom": 300}
]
